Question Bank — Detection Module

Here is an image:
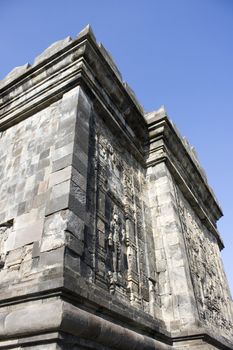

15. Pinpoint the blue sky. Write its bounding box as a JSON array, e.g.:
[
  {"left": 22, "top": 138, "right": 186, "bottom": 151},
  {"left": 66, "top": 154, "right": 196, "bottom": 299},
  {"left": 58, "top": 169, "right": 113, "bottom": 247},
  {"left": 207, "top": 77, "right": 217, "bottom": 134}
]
[{"left": 1, "top": 0, "right": 233, "bottom": 294}]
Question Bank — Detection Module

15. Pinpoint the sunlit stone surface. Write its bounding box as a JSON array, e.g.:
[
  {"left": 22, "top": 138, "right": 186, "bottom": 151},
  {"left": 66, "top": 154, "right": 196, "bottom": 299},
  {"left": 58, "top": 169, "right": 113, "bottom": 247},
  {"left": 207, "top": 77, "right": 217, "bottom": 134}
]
[{"left": 0, "top": 25, "right": 232, "bottom": 349}]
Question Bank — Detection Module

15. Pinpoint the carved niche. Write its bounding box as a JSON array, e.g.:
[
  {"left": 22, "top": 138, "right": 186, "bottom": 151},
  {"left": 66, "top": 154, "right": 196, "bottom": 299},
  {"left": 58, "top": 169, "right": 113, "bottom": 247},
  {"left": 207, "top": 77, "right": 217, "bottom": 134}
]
[
  {"left": 177, "top": 190, "right": 233, "bottom": 336},
  {"left": 94, "top": 124, "right": 150, "bottom": 308}
]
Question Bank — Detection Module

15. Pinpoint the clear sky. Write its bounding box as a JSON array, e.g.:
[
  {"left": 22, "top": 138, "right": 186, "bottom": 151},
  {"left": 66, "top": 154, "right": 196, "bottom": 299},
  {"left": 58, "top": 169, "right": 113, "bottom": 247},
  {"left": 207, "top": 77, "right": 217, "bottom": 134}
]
[{"left": 1, "top": 0, "right": 232, "bottom": 294}]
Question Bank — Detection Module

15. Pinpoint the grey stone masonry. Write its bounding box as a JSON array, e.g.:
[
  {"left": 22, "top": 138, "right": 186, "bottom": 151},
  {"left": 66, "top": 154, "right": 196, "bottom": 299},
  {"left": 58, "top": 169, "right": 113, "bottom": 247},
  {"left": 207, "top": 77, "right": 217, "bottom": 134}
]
[{"left": 0, "top": 25, "right": 232, "bottom": 349}]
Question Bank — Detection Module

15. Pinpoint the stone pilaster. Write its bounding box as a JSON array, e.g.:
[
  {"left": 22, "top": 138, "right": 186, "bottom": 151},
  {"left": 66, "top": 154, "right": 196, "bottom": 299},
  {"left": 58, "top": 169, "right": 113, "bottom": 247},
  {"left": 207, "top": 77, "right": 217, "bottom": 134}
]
[{"left": 146, "top": 162, "right": 198, "bottom": 331}]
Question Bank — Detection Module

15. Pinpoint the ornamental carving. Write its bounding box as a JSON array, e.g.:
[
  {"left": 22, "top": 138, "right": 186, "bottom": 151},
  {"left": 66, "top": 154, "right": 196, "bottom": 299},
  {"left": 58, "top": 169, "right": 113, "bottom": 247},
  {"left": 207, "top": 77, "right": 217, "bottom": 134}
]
[
  {"left": 177, "top": 190, "right": 233, "bottom": 335},
  {"left": 107, "top": 205, "right": 126, "bottom": 293},
  {"left": 94, "top": 123, "right": 152, "bottom": 310}
]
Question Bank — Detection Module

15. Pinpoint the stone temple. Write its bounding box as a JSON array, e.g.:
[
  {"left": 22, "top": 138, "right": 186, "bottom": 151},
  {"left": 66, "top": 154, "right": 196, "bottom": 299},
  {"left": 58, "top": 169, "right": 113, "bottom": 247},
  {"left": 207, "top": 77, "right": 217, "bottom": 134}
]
[{"left": 0, "top": 25, "right": 232, "bottom": 350}]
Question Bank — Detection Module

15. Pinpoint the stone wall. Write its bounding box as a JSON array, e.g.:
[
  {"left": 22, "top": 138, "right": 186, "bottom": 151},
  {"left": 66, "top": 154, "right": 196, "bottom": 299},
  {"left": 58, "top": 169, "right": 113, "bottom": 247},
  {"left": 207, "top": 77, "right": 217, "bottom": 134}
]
[
  {"left": 146, "top": 162, "right": 198, "bottom": 331},
  {"left": 0, "top": 97, "right": 66, "bottom": 290},
  {"left": 176, "top": 186, "right": 233, "bottom": 336},
  {"left": 0, "top": 25, "right": 232, "bottom": 350},
  {"left": 0, "top": 85, "right": 91, "bottom": 299}
]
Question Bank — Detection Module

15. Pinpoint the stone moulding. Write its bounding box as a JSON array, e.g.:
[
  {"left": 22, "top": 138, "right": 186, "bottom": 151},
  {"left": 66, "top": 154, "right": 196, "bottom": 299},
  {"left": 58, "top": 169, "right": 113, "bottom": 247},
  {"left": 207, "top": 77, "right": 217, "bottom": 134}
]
[
  {"left": 0, "top": 294, "right": 232, "bottom": 350},
  {"left": 0, "top": 295, "right": 232, "bottom": 349},
  {"left": 145, "top": 108, "right": 224, "bottom": 249},
  {"left": 0, "top": 298, "right": 172, "bottom": 350},
  {"left": 0, "top": 25, "right": 147, "bottom": 146}
]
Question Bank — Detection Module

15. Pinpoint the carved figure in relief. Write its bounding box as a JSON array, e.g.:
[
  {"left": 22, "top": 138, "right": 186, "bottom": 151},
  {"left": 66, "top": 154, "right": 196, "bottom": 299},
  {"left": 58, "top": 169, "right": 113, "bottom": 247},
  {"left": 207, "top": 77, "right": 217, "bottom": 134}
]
[
  {"left": 123, "top": 168, "right": 135, "bottom": 221},
  {"left": 98, "top": 135, "right": 124, "bottom": 198},
  {"left": 99, "top": 135, "right": 123, "bottom": 172},
  {"left": 107, "top": 206, "right": 126, "bottom": 293},
  {"left": 97, "top": 132, "right": 141, "bottom": 302}
]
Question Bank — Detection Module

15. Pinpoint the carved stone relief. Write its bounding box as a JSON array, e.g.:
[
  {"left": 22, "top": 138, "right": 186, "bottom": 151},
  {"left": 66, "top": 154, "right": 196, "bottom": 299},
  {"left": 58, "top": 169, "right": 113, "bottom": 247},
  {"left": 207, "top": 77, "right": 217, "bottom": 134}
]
[
  {"left": 176, "top": 188, "right": 233, "bottom": 336},
  {"left": 107, "top": 205, "right": 126, "bottom": 294},
  {"left": 94, "top": 121, "right": 153, "bottom": 311}
]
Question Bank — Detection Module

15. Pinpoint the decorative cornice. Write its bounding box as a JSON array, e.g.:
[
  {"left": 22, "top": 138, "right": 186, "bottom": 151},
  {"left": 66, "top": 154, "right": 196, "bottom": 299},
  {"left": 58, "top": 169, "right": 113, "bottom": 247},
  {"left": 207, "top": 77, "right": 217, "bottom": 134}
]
[
  {"left": 0, "top": 25, "right": 147, "bottom": 149},
  {"left": 145, "top": 109, "right": 224, "bottom": 249}
]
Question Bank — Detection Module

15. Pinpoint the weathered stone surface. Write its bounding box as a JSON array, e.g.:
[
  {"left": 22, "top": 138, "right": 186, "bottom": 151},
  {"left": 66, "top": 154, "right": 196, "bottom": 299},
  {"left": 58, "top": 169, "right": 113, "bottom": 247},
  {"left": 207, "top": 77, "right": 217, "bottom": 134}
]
[
  {"left": 98, "top": 42, "right": 122, "bottom": 81},
  {"left": 0, "top": 25, "right": 232, "bottom": 350},
  {"left": 33, "top": 36, "right": 72, "bottom": 65},
  {"left": 0, "top": 63, "right": 30, "bottom": 89}
]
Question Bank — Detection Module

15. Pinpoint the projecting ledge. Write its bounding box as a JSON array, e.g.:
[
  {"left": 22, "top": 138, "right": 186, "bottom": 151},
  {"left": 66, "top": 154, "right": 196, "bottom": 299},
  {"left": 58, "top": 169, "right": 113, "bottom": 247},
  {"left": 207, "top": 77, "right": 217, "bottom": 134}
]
[{"left": 0, "top": 298, "right": 173, "bottom": 350}]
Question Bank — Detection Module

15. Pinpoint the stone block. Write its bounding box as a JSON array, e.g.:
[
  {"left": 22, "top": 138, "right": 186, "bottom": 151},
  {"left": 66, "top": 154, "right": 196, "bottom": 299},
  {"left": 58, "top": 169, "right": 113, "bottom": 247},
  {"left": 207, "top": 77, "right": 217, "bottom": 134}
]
[
  {"left": 32, "top": 241, "right": 40, "bottom": 258},
  {"left": 13, "top": 219, "right": 44, "bottom": 250},
  {"left": 70, "top": 181, "right": 86, "bottom": 206},
  {"left": 49, "top": 166, "right": 72, "bottom": 187},
  {"left": 37, "top": 180, "right": 49, "bottom": 194},
  {"left": 172, "top": 267, "right": 189, "bottom": 294},
  {"left": 52, "top": 153, "right": 73, "bottom": 173},
  {"left": 4, "top": 231, "right": 16, "bottom": 253},
  {"left": 65, "top": 249, "right": 81, "bottom": 273},
  {"left": 57, "top": 112, "right": 76, "bottom": 134},
  {"left": 39, "top": 149, "right": 50, "bottom": 160},
  {"left": 32, "top": 192, "right": 50, "bottom": 209},
  {"left": 17, "top": 201, "right": 27, "bottom": 216},
  {"left": 14, "top": 210, "right": 40, "bottom": 230},
  {"left": 45, "top": 194, "right": 69, "bottom": 216},
  {"left": 5, "top": 247, "right": 24, "bottom": 266},
  {"left": 72, "top": 154, "right": 88, "bottom": 178},
  {"left": 65, "top": 232, "right": 84, "bottom": 256},
  {"left": 40, "top": 234, "right": 65, "bottom": 253},
  {"left": 45, "top": 181, "right": 70, "bottom": 215},
  {"left": 39, "top": 247, "right": 65, "bottom": 268},
  {"left": 156, "top": 259, "right": 167, "bottom": 273},
  {"left": 74, "top": 125, "right": 89, "bottom": 154},
  {"left": 43, "top": 210, "right": 68, "bottom": 236},
  {"left": 66, "top": 211, "right": 85, "bottom": 241},
  {"left": 50, "top": 180, "right": 70, "bottom": 199},
  {"left": 3, "top": 299, "right": 63, "bottom": 336},
  {"left": 55, "top": 131, "right": 74, "bottom": 149},
  {"left": 51, "top": 143, "right": 74, "bottom": 162},
  {"left": 69, "top": 194, "right": 86, "bottom": 221},
  {"left": 38, "top": 158, "right": 50, "bottom": 171},
  {"left": 71, "top": 166, "right": 87, "bottom": 191}
]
